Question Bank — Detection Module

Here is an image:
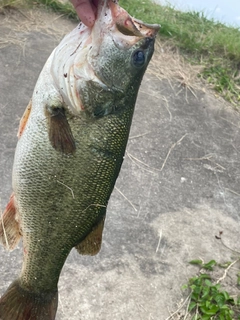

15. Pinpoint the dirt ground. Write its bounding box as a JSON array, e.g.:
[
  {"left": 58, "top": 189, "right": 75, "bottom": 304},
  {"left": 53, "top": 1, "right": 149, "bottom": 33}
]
[{"left": 0, "top": 6, "right": 239, "bottom": 320}]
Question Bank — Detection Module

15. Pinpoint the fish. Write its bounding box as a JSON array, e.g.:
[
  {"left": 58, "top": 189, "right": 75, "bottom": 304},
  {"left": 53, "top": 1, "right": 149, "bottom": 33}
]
[{"left": 0, "top": 0, "right": 159, "bottom": 319}]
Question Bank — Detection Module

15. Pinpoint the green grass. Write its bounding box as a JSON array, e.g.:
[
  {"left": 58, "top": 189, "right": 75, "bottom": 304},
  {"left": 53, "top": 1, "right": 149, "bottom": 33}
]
[
  {"left": 28, "top": 0, "right": 77, "bottom": 19},
  {"left": 184, "top": 259, "right": 240, "bottom": 319},
  {"left": 121, "top": 0, "right": 240, "bottom": 106},
  {"left": 2, "top": 0, "right": 240, "bottom": 106}
]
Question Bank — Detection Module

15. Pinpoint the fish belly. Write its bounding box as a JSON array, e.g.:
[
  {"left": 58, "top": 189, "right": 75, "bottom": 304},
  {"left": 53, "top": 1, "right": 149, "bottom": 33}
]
[{"left": 12, "top": 103, "right": 132, "bottom": 292}]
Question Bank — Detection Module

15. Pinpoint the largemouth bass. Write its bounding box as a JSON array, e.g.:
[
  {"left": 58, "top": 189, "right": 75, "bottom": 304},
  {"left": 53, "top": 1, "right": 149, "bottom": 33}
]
[{"left": 0, "top": 0, "right": 159, "bottom": 319}]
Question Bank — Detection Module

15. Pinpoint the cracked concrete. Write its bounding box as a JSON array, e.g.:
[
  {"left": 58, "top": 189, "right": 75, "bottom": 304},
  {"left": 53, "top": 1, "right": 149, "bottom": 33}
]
[{"left": 0, "top": 7, "right": 239, "bottom": 320}]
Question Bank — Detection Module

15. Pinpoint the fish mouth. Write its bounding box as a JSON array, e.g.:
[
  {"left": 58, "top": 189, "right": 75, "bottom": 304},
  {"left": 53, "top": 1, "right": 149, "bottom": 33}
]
[
  {"left": 51, "top": 0, "right": 160, "bottom": 114},
  {"left": 91, "top": 0, "right": 159, "bottom": 50},
  {"left": 86, "top": 0, "right": 160, "bottom": 90}
]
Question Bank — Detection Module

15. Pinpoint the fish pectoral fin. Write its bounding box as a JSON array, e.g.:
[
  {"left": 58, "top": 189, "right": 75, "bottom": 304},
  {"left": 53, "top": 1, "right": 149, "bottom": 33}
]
[
  {"left": 75, "top": 217, "right": 105, "bottom": 256},
  {"left": 17, "top": 100, "right": 32, "bottom": 138},
  {"left": 0, "top": 193, "right": 22, "bottom": 251},
  {"left": 45, "top": 105, "right": 76, "bottom": 155}
]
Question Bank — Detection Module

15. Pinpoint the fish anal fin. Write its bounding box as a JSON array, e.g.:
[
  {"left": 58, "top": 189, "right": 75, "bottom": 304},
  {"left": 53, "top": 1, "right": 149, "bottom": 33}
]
[
  {"left": 17, "top": 100, "right": 32, "bottom": 138},
  {"left": 0, "top": 279, "right": 58, "bottom": 320},
  {"left": 75, "top": 217, "right": 105, "bottom": 256},
  {"left": 45, "top": 106, "right": 76, "bottom": 155},
  {"left": 0, "top": 193, "right": 22, "bottom": 251}
]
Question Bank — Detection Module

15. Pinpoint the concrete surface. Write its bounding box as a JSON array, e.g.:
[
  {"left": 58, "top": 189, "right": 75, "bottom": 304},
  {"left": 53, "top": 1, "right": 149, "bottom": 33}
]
[{"left": 0, "top": 7, "right": 239, "bottom": 320}]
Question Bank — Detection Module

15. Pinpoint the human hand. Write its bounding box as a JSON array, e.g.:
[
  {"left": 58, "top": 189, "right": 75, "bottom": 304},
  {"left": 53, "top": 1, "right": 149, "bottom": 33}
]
[{"left": 70, "top": 0, "right": 98, "bottom": 27}]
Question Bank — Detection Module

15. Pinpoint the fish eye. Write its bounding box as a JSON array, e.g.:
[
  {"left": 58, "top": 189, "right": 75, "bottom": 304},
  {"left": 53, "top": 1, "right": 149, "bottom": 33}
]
[{"left": 132, "top": 50, "right": 145, "bottom": 68}]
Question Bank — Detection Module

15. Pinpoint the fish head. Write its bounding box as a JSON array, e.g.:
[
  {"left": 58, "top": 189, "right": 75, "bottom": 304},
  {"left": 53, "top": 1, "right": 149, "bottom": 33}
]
[{"left": 51, "top": 0, "right": 159, "bottom": 116}]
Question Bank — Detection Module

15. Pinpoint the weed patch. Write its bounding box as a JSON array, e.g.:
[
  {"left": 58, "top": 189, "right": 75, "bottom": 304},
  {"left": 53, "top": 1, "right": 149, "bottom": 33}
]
[{"left": 184, "top": 259, "right": 240, "bottom": 320}]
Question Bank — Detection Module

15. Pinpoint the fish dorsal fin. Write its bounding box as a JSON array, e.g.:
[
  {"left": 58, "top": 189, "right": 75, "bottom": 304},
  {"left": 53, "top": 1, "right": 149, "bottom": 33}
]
[
  {"left": 75, "top": 217, "right": 105, "bottom": 256},
  {"left": 17, "top": 100, "right": 32, "bottom": 138},
  {"left": 0, "top": 193, "right": 22, "bottom": 250}
]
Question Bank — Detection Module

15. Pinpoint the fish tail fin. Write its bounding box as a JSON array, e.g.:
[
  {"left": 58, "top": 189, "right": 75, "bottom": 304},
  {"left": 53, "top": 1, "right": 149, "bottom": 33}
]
[
  {"left": 0, "top": 280, "right": 58, "bottom": 320},
  {"left": 0, "top": 193, "right": 22, "bottom": 250}
]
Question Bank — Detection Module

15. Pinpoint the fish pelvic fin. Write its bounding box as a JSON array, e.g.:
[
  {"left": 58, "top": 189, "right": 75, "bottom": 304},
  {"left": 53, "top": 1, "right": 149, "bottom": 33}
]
[
  {"left": 75, "top": 217, "right": 105, "bottom": 256},
  {"left": 0, "top": 280, "right": 58, "bottom": 320},
  {"left": 0, "top": 193, "right": 22, "bottom": 251},
  {"left": 17, "top": 100, "right": 32, "bottom": 138}
]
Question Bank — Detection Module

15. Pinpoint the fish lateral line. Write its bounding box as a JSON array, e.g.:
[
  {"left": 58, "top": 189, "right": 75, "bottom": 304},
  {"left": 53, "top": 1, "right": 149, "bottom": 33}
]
[{"left": 0, "top": 0, "right": 159, "bottom": 319}]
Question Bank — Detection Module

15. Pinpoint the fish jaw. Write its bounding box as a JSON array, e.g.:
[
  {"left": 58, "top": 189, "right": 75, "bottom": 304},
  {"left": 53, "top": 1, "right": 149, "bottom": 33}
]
[
  {"left": 90, "top": 0, "right": 159, "bottom": 59},
  {"left": 50, "top": 0, "right": 159, "bottom": 116}
]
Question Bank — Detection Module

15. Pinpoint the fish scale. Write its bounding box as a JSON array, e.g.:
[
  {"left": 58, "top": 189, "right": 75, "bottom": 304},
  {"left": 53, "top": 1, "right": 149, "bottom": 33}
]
[
  {"left": 16, "top": 110, "right": 132, "bottom": 292},
  {"left": 0, "top": 0, "right": 159, "bottom": 319}
]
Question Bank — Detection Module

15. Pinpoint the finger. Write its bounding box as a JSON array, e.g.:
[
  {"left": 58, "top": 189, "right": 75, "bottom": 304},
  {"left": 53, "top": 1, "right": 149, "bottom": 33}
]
[{"left": 71, "top": 0, "right": 96, "bottom": 27}]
